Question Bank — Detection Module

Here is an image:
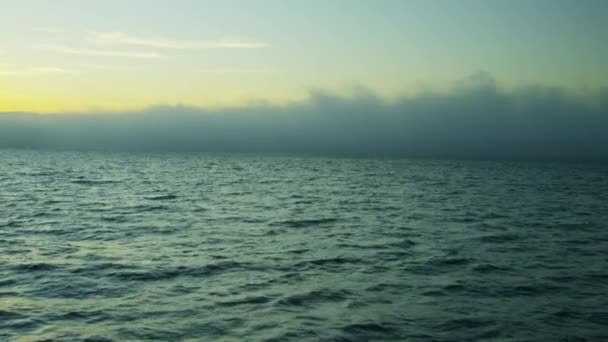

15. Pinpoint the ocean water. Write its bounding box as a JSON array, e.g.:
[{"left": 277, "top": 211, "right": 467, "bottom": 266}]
[{"left": 1, "top": 149, "right": 607, "bottom": 341}]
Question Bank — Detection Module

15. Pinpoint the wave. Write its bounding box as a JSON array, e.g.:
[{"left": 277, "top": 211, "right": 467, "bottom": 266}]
[
  {"left": 478, "top": 233, "right": 521, "bottom": 243},
  {"left": 109, "top": 261, "right": 249, "bottom": 282},
  {"left": 275, "top": 288, "right": 353, "bottom": 307},
  {"left": 341, "top": 322, "right": 397, "bottom": 334},
  {"left": 216, "top": 295, "right": 274, "bottom": 307},
  {"left": 270, "top": 218, "right": 338, "bottom": 228},
  {"left": 10, "top": 263, "right": 60, "bottom": 272},
  {"left": 72, "top": 179, "right": 120, "bottom": 185},
  {"left": 146, "top": 194, "right": 179, "bottom": 201}
]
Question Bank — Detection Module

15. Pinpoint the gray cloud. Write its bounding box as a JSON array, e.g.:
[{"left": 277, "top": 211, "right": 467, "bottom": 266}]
[{"left": 1, "top": 72, "right": 607, "bottom": 160}]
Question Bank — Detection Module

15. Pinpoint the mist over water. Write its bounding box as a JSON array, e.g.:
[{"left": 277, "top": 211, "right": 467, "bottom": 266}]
[
  {"left": 1, "top": 150, "right": 607, "bottom": 341},
  {"left": 2, "top": 73, "right": 608, "bottom": 160}
]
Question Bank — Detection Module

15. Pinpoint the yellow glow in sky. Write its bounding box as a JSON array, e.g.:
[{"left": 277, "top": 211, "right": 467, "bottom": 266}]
[{"left": 1, "top": 1, "right": 607, "bottom": 112}]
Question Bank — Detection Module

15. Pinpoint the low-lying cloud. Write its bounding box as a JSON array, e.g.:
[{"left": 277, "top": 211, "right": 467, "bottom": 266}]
[{"left": 2, "top": 72, "right": 607, "bottom": 160}]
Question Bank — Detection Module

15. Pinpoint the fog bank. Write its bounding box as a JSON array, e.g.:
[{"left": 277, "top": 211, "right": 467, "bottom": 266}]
[{"left": 2, "top": 73, "right": 607, "bottom": 160}]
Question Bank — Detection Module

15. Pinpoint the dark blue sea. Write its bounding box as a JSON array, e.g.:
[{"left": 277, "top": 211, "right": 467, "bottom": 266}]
[{"left": 1, "top": 150, "right": 607, "bottom": 341}]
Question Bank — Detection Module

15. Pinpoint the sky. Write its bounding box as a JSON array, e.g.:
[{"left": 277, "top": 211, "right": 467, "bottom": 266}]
[
  {"left": 1, "top": 0, "right": 607, "bottom": 112},
  {"left": 1, "top": 1, "right": 607, "bottom": 159}
]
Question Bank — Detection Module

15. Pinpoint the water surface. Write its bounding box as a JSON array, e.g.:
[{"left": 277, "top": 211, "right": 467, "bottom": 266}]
[{"left": 1, "top": 150, "right": 607, "bottom": 341}]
